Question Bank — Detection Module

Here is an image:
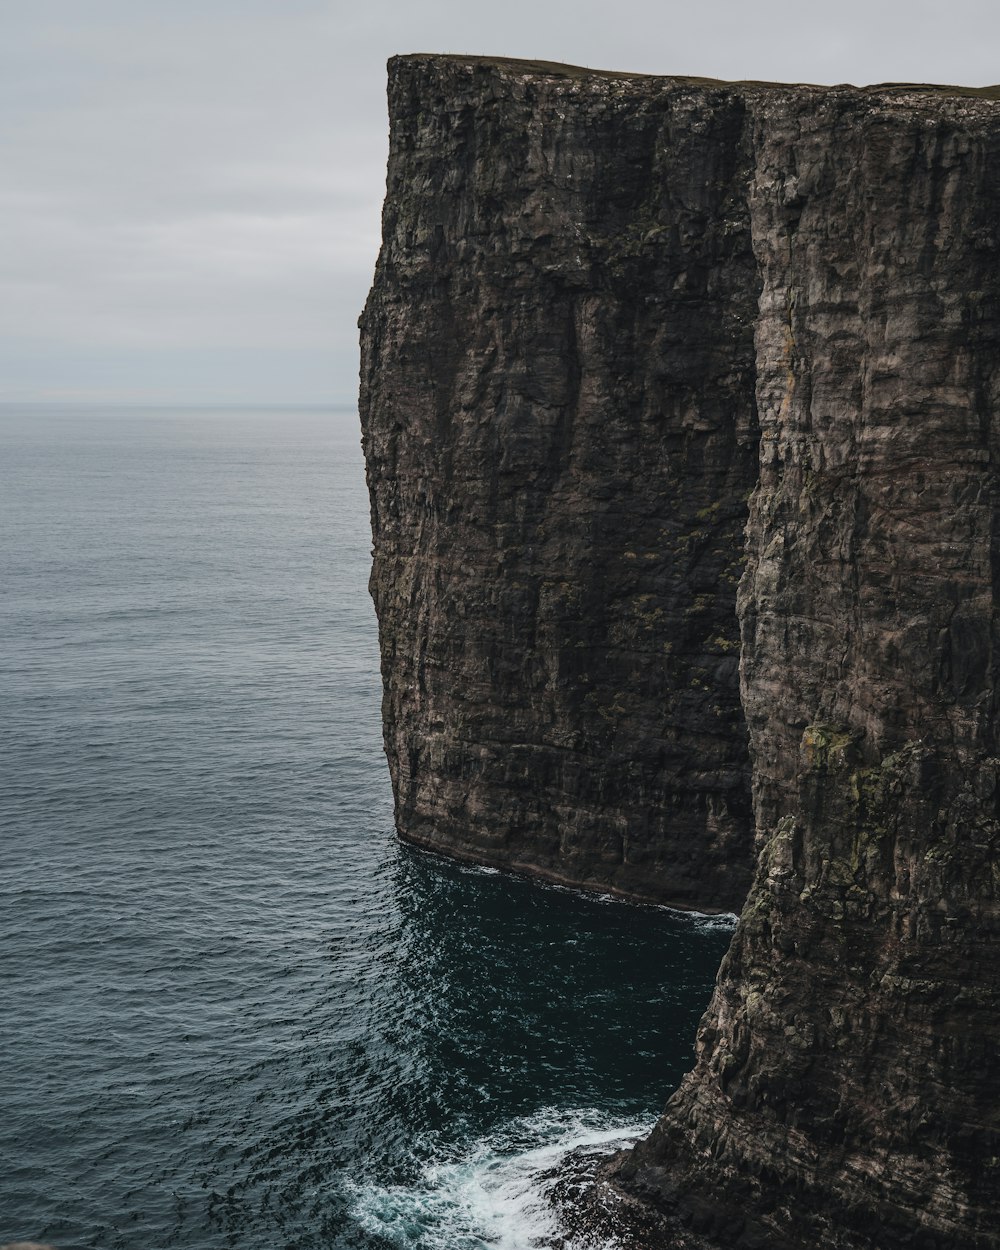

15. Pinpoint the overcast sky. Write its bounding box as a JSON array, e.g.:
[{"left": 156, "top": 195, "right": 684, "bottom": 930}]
[{"left": 3, "top": 0, "right": 999, "bottom": 406}]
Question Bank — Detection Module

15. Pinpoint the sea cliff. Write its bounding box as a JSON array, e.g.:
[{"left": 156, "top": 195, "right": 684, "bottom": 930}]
[
  {"left": 360, "top": 55, "right": 1000, "bottom": 1249},
  {"left": 360, "top": 56, "right": 760, "bottom": 911}
]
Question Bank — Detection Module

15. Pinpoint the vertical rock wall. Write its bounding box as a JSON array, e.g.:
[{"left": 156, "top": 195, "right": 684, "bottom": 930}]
[
  {"left": 360, "top": 57, "right": 759, "bottom": 911},
  {"left": 608, "top": 87, "right": 1000, "bottom": 1250},
  {"left": 361, "top": 57, "right": 1000, "bottom": 1249}
]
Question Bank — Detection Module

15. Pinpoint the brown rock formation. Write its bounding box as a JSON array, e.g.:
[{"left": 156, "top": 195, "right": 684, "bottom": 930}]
[{"left": 361, "top": 55, "right": 1000, "bottom": 1250}]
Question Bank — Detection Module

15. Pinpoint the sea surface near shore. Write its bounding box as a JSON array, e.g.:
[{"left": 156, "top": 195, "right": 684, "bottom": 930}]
[{"left": 0, "top": 405, "right": 733, "bottom": 1249}]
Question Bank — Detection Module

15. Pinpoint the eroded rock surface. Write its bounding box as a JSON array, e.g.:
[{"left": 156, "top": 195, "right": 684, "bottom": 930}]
[
  {"left": 360, "top": 57, "right": 760, "bottom": 910},
  {"left": 361, "top": 55, "right": 1000, "bottom": 1250},
  {"left": 603, "top": 82, "right": 1000, "bottom": 1250}
]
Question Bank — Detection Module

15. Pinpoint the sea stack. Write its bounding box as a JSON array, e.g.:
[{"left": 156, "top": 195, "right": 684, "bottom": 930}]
[{"left": 360, "top": 56, "right": 1000, "bottom": 1249}]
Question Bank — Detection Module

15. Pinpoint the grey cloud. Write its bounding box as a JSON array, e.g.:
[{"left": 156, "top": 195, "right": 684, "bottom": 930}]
[{"left": 3, "top": 0, "right": 999, "bottom": 404}]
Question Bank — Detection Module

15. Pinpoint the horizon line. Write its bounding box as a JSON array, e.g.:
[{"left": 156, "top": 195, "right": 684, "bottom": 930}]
[{"left": 0, "top": 399, "right": 360, "bottom": 411}]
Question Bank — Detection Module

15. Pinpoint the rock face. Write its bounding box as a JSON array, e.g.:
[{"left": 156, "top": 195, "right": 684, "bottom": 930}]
[
  {"left": 361, "top": 56, "right": 1000, "bottom": 1250},
  {"left": 604, "top": 83, "right": 1000, "bottom": 1250},
  {"left": 360, "top": 56, "right": 759, "bottom": 911}
]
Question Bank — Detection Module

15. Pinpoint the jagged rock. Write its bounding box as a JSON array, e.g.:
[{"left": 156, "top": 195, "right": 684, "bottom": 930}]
[{"left": 361, "top": 55, "right": 1000, "bottom": 1250}]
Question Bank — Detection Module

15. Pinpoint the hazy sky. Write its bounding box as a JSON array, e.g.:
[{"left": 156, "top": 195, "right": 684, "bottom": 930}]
[{"left": 4, "top": 0, "right": 999, "bottom": 406}]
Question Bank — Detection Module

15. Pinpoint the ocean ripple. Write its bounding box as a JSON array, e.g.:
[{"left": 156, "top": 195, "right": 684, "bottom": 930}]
[{"left": 0, "top": 407, "right": 732, "bottom": 1249}]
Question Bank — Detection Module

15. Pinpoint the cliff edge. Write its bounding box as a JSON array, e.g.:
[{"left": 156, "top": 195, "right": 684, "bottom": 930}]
[
  {"left": 360, "top": 55, "right": 1000, "bottom": 1250},
  {"left": 360, "top": 55, "right": 760, "bottom": 911}
]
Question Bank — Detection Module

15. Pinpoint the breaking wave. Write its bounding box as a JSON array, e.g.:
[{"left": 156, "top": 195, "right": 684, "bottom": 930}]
[{"left": 347, "top": 1107, "right": 648, "bottom": 1249}]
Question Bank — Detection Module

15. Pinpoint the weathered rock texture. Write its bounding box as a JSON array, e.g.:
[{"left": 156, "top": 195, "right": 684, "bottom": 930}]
[
  {"left": 602, "top": 81, "right": 1000, "bottom": 1250},
  {"left": 361, "top": 55, "right": 1000, "bottom": 1250},
  {"left": 360, "top": 56, "right": 760, "bottom": 911}
]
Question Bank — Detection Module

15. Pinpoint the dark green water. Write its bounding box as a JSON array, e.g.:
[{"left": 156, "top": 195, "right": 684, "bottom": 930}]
[{"left": 0, "top": 406, "right": 734, "bottom": 1249}]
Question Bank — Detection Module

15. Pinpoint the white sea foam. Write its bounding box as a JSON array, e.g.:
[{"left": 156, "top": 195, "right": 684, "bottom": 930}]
[
  {"left": 439, "top": 848, "right": 741, "bottom": 932},
  {"left": 455, "top": 861, "right": 502, "bottom": 877},
  {"left": 347, "top": 1107, "right": 649, "bottom": 1249},
  {"left": 662, "top": 907, "right": 740, "bottom": 933}
]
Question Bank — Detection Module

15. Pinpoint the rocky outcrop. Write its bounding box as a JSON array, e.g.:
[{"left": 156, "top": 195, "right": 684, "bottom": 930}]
[
  {"left": 599, "top": 81, "right": 1000, "bottom": 1250},
  {"left": 360, "top": 56, "right": 760, "bottom": 911},
  {"left": 361, "top": 56, "right": 1000, "bottom": 1250}
]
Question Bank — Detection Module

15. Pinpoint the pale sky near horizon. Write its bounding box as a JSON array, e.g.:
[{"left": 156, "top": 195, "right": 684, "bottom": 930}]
[{"left": 3, "top": 0, "right": 1000, "bottom": 406}]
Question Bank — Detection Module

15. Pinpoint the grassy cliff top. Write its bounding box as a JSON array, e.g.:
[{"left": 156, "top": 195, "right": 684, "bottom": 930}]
[{"left": 392, "top": 53, "right": 1000, "bottom": 99}]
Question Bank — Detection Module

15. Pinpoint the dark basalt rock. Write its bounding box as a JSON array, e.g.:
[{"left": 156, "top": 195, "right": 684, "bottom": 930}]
[
  {"left": 360, "top": 55, "right": 760, "bottom": 912},
  {"left": 600, "top": 80, "right": 1000, "bottom": 1250},
  {"left": 360, "top": 55, "right": 1000, "bottom": 1250}
]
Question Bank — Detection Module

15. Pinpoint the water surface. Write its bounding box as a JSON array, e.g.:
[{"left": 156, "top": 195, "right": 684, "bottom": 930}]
[{"left": 0, "top": 406, "right": 733, "bottom": 1249}]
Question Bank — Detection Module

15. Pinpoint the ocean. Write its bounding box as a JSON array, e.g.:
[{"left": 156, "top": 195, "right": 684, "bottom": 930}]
[{"left": 0, "top": 405, "right": 734, "bottom": 1249}]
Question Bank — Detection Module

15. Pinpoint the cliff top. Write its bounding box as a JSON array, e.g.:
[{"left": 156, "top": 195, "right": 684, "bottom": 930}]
[{"left": 392, "top": 53, "right": 1000, "bottom": 100}]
